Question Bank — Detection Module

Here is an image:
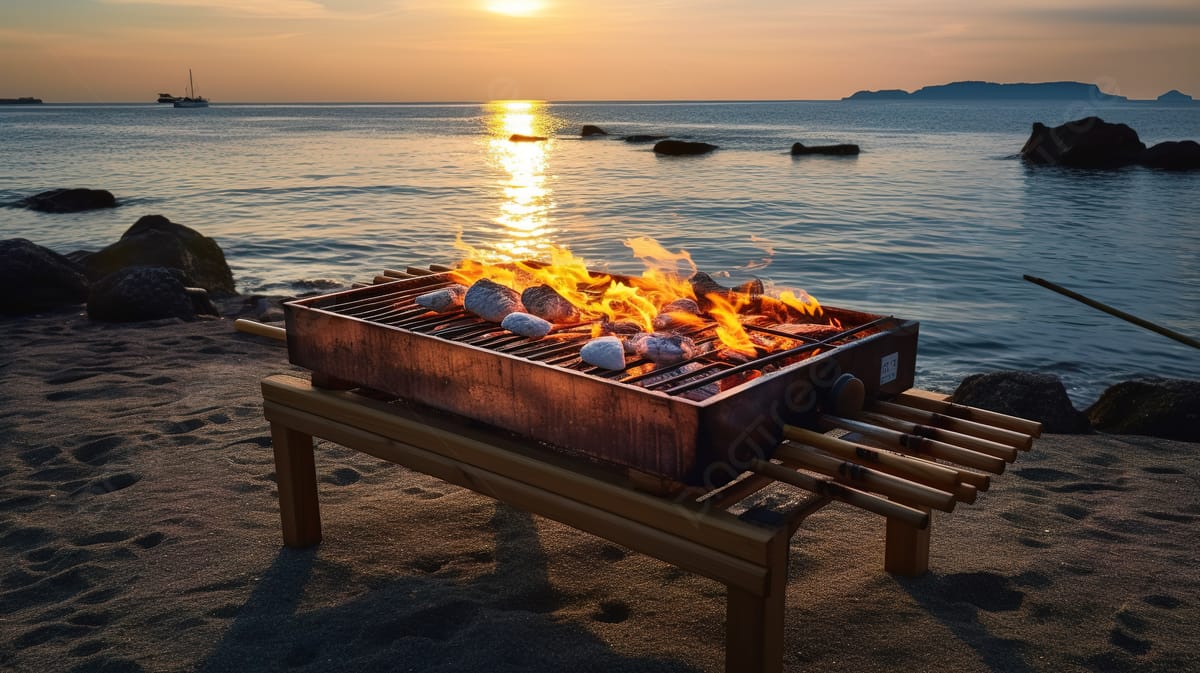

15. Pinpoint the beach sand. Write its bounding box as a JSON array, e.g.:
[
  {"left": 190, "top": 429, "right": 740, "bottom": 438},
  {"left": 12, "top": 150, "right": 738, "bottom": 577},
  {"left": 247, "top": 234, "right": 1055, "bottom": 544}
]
[{"left": 1, "top": 306, "right": 1197, "bottom": 673}]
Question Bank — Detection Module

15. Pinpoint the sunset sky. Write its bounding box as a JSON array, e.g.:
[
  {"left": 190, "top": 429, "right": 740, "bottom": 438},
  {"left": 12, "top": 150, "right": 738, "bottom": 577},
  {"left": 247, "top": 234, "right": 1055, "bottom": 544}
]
[{"left": 1, "top": 0, "right": 1197, "bottom": 102}]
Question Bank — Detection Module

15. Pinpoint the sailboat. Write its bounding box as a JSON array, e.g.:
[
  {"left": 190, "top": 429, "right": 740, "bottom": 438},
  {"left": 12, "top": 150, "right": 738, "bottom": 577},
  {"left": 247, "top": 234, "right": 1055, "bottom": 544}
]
[{"left": 173, "top": 69, "right": 209, "bottom": 108}]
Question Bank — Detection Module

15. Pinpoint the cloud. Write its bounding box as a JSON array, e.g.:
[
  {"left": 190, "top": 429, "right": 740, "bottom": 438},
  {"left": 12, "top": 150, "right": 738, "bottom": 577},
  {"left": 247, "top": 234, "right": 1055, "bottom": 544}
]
[{"left": 99, "top": 0, "right": 330, "bottom": 18}]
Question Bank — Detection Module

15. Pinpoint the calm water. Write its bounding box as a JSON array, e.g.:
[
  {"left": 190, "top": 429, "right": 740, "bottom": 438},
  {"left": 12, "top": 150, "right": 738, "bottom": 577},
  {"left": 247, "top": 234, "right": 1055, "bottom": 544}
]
[{"left": 2, "top": 100, "right": 1198, "bottom": 403}]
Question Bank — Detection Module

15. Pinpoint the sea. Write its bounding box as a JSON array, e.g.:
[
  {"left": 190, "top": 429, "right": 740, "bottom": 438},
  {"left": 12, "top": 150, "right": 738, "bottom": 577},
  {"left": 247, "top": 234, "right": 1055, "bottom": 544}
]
[{"left": 2, "top": 100, "right": 1198, "bottom": 404}]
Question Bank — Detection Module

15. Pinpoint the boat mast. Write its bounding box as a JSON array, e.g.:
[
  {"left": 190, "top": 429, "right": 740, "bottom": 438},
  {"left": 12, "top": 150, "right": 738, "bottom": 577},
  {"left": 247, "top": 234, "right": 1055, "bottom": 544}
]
[{"left": 188, "top": 68, "right": 196, "bottom": 98}]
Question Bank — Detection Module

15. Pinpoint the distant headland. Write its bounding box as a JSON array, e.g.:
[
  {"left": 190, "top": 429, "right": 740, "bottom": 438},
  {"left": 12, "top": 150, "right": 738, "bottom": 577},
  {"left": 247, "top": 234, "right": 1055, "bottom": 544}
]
[
  {"left": 842, "top": 81, "right": 1196, "bottom": 104},
  {"left": 0, "top": 97, "right": 43, "bottom": 105}
]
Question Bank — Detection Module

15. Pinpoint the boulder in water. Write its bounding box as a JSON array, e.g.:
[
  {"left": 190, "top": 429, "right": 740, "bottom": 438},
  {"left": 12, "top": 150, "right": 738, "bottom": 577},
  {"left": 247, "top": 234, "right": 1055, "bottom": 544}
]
[
  {"left": 0, "top": 238, "right": 90, "bottom": 314},
  {"left": 87, "top": 266, "right": 219, "bottom": 322},
  {"left": 76, "top": 215, "right": 236, "bottom": 297},
  {"left": 19, "top": 188, "right": 117, "bottom": 213},
  {"left": 1140, "top": 140, "right": 1200, "bottom": 170},
  {"left": 951, "top": 371, "right": 1091, "bottom": 434},
  {"left": 581, "top": 125, "right": 608, "bottom": 137},
  {"left": 791, "top": 142, "right": 860, "bottom": 156},
  {"left": 1086, "top": 378, "right": 1200, "bottom": 442},
  {"left": 1019, "top": 117, "right": 1145, "bottom": 168},
  {"left": 653, "top": 140, "right": 718, "bottom": 156}
]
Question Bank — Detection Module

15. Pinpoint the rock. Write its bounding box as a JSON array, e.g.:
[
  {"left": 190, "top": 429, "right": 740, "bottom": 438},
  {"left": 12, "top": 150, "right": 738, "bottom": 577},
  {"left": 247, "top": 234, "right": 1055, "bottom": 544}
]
[
  {"left": 581, "top": 125, "right": 608, "bottom": 137},
  {"left": 1019, "top": 117, "right": 1146, "bottom": 168},
  {"left": 1086, "top": 378, "right": 1200, "bottom": 442},
  {"left": 791, "top": 142, "right": 860, "bottom": 156},
  {"left": 509, "top": 134, "right": 547, "bottom": 142},
  {"left": 19, "top": 188, "right": 117, "bottom": 213},
  {"left": 1140, "top": 140, "right": 1200, "bottom": 170},
  {"left": 624, "top": 135, "right": 669, "bottom": 143},
  {"left": 0, "top": 238, "right": 90, "bottom": 314},
  {"left": 951, "top": 371, "right": 1091, "bottom": 434},
  {"left": 653, "top": 140, "right": 718, "bottom": 156},
  {"left": 77, "top": 215, "right": 236, "bottom": 296},
  {"left": 87, "top": 266, "right": 219, "bottom": 322}
]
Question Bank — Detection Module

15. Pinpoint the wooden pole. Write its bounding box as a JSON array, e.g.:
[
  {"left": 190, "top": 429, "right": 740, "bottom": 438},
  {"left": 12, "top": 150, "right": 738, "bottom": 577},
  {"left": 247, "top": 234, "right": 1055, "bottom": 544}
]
[
  {"left": 772, "top": 443, "right": 957, "bottom": 513},
  {"left": 749, "top": 459, "right": 928, "bottom": 529},
  {"left": 234, "top": 318, "right": 286, "bottom": 342},
  {"left": 869, "top": 400, "right": 1034, "bottom": 450},
  {"left": 1024, "top": 275, "right": 1200, "bottom": 350},
  {"left": 858, "top": 411, "right": 1020, "bottom": 462},
  {"left": 891, "top": 392, "right": 1043, "bottom": 437}
]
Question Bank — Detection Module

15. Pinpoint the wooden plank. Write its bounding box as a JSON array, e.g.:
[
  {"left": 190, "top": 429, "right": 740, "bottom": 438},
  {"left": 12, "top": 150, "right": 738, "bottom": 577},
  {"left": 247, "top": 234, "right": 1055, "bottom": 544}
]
[
  {"left": 261, "top": 375, "right": 775, "bottom": 565},
  {"left": 725, "top": 528, "right": 789, "bottom": 673},
  {"left": 902, "top": 388, "right": 951, "bottom": 403},
  {"left": 885, "top": 508, "right": 931, "bottom": 576},
  {"left": 269, "top": 423, "right": 322, "bottom": 547},
  {"left": 262, "top": 401, "right": 769, "bottom": 594}
]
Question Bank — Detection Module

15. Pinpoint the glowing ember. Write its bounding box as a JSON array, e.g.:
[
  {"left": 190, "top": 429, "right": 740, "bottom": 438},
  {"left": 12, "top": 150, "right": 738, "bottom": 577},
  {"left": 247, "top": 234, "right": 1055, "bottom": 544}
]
[{"left": 449, "top": 234, "right": 836, "bottom": 355}]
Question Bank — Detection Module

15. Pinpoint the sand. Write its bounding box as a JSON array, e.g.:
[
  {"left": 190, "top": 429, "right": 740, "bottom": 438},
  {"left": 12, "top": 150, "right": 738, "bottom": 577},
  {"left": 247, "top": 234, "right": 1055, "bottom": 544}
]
[{"left": 1, "top": 305, "right": 1197, "bottom": 673}]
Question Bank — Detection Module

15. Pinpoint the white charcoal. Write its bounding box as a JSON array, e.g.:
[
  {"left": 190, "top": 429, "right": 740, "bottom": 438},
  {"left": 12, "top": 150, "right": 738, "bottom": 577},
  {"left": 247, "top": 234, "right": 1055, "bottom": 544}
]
[
  {"left": 630, "top": 333, "right": 697, "bottom": 365},
  {"left": 580, "top": 336, "right": 626, "bottom": 370},
  {"left": 414, "top": 284, "right": 467, "bottom": 312},
  {"left": 501, "top": 311, "right": 553, "bottom": 338},
  {"left": 521, "top": 285, "right": 580, "bottom": 323},
  {"left": 463, "top": 278, "right": 523, "bottom": 322}
]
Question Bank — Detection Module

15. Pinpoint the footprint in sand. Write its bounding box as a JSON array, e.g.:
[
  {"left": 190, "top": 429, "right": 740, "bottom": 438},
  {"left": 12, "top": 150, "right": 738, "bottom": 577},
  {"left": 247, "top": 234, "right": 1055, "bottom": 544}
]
[
  {"left": 936, "top": 572, "right": 1024, "bottom": 611},
  {"left": 599, "top": 544, "right": 627, "bottom": 562},
  {"left": 70, "top": 472, "right": 142, "bottom": 497},
  {"left": 1143, "top": 594, "right": 1182, "bottom": 609},
  {"left": 19, "top": 445, "right": 62, "bottom": 466},
  {"left": 321, "top": 467, "right": 361, "bottom": 486},
  {"left": 70, "top": 436, "right": 123, "bottom": 465},
  {"left": 591, "top": 599, "right": 631, "bottom": 623}
]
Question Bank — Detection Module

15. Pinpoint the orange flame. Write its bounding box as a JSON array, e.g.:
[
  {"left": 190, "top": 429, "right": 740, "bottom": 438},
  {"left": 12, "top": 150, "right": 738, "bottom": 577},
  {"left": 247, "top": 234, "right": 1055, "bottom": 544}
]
[{"left": 450, "top": 233, "right": 836, "bottom": 352}]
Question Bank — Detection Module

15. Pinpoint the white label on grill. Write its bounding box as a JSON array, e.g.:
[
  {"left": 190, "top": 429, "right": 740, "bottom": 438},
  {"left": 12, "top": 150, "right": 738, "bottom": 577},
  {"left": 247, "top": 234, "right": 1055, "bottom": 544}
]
[{"left": 880, "top": 352, "right": 899, "bottom": 385}]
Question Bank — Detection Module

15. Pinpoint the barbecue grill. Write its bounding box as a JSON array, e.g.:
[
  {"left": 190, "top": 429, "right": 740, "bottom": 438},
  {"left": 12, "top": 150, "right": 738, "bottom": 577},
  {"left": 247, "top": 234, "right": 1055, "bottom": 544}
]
[{"left": 284, "top": 266, "right": 919, "bottom": 491}]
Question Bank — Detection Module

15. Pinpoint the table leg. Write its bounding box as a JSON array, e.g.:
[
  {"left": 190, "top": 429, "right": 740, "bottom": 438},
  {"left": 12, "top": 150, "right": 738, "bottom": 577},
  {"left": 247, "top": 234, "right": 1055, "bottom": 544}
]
[
  {"left": 271, "top": 422, "right": 322, "bottom": 548},
  {"left": 884, "top": 509, "right": 930, "bottom": 576},
  {"left": 725, "top": 531, "right": 787, "bottom": 673}
]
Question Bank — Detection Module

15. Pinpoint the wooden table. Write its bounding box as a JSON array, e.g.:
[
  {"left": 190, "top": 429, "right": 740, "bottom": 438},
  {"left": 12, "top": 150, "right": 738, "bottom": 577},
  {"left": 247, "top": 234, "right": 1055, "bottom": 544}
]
[{"left": 262, "top": 374, "right": 942, "bottom": 673}]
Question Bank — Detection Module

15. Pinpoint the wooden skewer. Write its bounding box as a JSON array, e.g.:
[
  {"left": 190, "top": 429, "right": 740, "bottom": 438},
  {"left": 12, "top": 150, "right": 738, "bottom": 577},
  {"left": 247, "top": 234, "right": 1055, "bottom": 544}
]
[
  {"left": 428, "top": 264, "right": 457, "bottom": 272},
  {"left": 351, "top": 282, "right": 370, "bottom": 289},
  {"left": 373, "top": 275, "right": 405, "bottom": 285},
  {"left": 382, "top": 269, "right": 416, "bottom": 279},
  {"left": 869, "top": 400, "right": 1034, "bottom": 450},
  {"left": 405, "top": 266, "right": 437, "bottom": 276},
  {"left": 859, "top": 411, "right": 1019, "bottom": 463},
  {"left": 892, "top": 392, "right": 1043, "bottom": 437},
  {"left": 750, "top": 459, "right": 928, "bottom": 529},
  {"left": 774, "top": 441, "right": 956, "bottom": 513},
  {"left": 783, "top": 426, "right": 979, "bottom": 502},
  {"left": 234, "top": 318, "right": 286, "bottom": 342},
  {"left": 823, "top": 414, "right": 1006, "bottom": 475}
]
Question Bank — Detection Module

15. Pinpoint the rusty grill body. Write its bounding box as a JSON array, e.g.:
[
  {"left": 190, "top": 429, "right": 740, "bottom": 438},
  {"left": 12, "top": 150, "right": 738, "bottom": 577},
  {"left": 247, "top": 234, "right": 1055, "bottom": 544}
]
[{"left": 285, "top": 271, "right": 919, "bottom": 488}]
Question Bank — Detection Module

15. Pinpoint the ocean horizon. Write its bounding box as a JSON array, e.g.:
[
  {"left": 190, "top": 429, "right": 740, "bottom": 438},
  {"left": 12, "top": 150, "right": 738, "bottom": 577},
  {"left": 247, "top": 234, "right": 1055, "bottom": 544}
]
[{"left": 2, "top": 99, "right": 1197, "bottom": 404}]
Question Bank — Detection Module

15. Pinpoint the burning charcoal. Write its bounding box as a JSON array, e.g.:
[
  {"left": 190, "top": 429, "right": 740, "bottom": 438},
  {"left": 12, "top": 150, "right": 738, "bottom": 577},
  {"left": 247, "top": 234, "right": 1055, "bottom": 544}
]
[
  {"left": 661, "top": 298, "right": 700, "bottom": 315},
  {"left": 501, "top": 311, "right": 552, "bottom": 338},
  {"left": 629, "top": 333, "right": 697, "bottom": 365},
  {"left": 599, "top": 318, "right": 643, "bottom": 336},
  {"left": 652, "top": 297, "right": 703, "bottom": 330},
  {"left": 689, "top": 271, "right": 730, "bottom": 300},
  {"left": 580, "top": 336, "right": 626, "bottom": 370},
  {"left": 520, "top": 285, "right": 580, "bottom": 323},
  {"left": 414, "top": 284, "right": 467, "bottom": 313},
  {"left": 464, "top": 278, "right": 523, "bottom": 322}
]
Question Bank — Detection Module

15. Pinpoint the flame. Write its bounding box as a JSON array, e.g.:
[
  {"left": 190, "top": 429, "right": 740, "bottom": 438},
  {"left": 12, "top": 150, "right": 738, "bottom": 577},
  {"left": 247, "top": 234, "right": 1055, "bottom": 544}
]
[
  {"left": 451, "top": 234, "right": 837, "bottom": 353},
  {"left": 704, "top": 292, "right": 759, "bottom": 357}
]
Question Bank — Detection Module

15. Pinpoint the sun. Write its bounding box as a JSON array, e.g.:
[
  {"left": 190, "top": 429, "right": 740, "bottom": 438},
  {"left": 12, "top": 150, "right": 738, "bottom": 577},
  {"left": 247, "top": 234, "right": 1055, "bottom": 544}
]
[{"left": 485, "top": 1, "right": 545, "bottom": 17}]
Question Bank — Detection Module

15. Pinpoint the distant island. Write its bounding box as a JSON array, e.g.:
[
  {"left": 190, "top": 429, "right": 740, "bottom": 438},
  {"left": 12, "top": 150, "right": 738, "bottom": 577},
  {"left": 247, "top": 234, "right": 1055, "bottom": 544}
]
[
  {"left": 0, "top": 97, "right": 43, "bottom": 105},
  {"left": 842, "top": 81, "right": 1196, "bottom": 104}
]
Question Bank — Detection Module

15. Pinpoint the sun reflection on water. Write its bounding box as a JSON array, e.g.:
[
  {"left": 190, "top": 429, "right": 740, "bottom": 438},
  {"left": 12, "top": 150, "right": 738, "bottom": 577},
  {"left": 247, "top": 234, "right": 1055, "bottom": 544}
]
[{"left": 482, "top": 100, "right": 557, "bottom": 261}]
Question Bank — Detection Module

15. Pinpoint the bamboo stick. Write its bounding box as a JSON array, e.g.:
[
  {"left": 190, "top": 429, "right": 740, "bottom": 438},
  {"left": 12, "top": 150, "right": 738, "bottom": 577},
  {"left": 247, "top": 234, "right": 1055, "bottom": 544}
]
[
  {"left": 749, "top": 459, "right": 928, "bottom": 529},
  {"left": 382, "top": 269, "right": 416, "bottom": 279},
  {"left": 428, "top": 264, "right": 457, "bottom": 272},
  {"left": 823, "top": 414, "right": 1006, "bottom": 475},
  {"left": 870, "top": 400, "right": 1034, "bottom": 450},
  {"left": 782, "top": 426, "right": 978, "bottom": 502},
  {"left": 859, "top": 411, "right": 1020, "bottom": 462},
  {"left": 373, "top": 275, "right": 403, "bottom": 285},
  {"left": 405, "top": 266, "right": 437, "bottom": 276},
  {"left": 1024, "top": 274, "right": 1200, "bottom": 351},
  {"left": 892, "top": 392, "right": 1043, "bottom": 437},
  {"left": 234, "top": 318, "right": 286, "bottom": 342},
  {"left": 773, "top": 442, "right": 957, "bottom": 513}
]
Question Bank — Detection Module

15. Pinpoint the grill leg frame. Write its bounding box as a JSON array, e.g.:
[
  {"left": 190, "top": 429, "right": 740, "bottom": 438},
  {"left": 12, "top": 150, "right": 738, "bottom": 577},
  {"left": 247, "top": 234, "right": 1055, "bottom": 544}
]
[{"left": 270, "top": 422, "right": 323, "bottom": 548}]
